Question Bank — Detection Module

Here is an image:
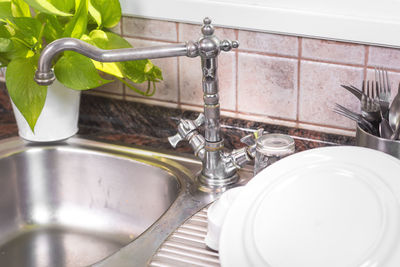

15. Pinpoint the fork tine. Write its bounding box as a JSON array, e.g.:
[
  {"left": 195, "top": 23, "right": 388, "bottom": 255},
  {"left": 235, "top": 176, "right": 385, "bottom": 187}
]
[
  {"left": 333, "top": 109, "right": 358, "bottom": 122},
  {"left": 381, "top": 67, "right": 386, "bottom": 94},
  {"left": 385, "top": 69, "right": 391, "bottom": 94},
  {"left": 362, "top": 80, "right": 366, "bottom": 94},
  {"left": 374, "top": 67, "right": 379, "bottom": 96},
  {"left": 335, "top": 103, "right": 356, "bottom": 116},
  {"left": 378, "top": 67, "right": 384, "bottom": 94},
  {"left": 371, "top": 81, "right": 375, "bottom": 99}
]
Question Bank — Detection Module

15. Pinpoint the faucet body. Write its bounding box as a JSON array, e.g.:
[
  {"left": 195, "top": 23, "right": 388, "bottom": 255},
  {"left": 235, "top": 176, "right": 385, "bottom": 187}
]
[{"left": 35, "top": 18, "right": 251, "bottom": 188}]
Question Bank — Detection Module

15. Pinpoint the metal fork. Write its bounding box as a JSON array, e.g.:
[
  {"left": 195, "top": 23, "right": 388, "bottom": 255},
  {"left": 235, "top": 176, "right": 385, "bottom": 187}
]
[
  {"left": 375, "top": 67, "right": 391, "bottom": 119},
  {"left": 340, "top": 84, "right": 363, "bottom": 100},
  {"left": 333, "top": 103, "right": 378, "bottom": 135},
  {"left": 361, "top": 80, "right": 381, "bottom": 124}
]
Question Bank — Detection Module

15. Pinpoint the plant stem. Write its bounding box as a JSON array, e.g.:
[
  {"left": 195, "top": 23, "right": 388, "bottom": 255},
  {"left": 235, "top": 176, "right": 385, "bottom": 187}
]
[
  {"left": 36, "top": 22, "right": 46, "bottom": 51},
  {"left": 116, "top": 77, "right": 156, "bottom": 97}
]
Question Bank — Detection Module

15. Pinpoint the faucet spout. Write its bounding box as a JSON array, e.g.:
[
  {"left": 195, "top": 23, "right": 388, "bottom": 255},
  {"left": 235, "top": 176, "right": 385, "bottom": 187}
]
[{"left": 34, "top": 38, "right": 190, "bottom": 85}]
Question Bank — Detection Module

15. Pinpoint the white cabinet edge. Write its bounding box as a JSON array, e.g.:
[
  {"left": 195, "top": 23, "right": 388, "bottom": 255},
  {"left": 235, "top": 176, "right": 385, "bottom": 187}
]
[{"left": 121, "top": 0, "right": 400, "bottom": 48}]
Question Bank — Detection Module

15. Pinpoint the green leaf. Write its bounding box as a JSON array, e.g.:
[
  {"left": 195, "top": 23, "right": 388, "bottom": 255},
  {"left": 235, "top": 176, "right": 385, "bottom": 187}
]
[
  {"left": 83, "top": 30, "right": 128, "bottom": 77},
  {"left": 83, "top": 30, "right": 163, "bottom": 93},
  {"left": 89, "top": 0, "right": 121, "bottom": 28},
  {"left": 0, "top": 37, "right": 12, "bottom": 51},
  {"left": 23, "top": 0, "right": 72, "bottom": 16},
  {"left": 89, "top": 29, "right": 130, "bottom": 49},
  {"left": 10, "top": 17, "right": 42, "bottom": 47},
  {"left": 120, "top": 60, "right": 148, "bottom": 84},
  {"left": 6, "top": 56, "right": 47, "bottom": 132},
  {"left": 0, "top": 24, "right": 11, "bottom": 38},
  {"left": 152, "top": 65, "right": 163, "bottom": 80},
  {"left": 48, "top": 0, "right": 74, "bottom": 13},
  {"left": 11, "top": 17, "right": 41, "bottom": 38},
  {"left": 54, "top": 51, "right": 111, "bottom": 90},
  {"left": 88, "top": 0, "right": 101, "bottom": 27},
  {"left": 4, "top": 38, "right": 34, "bottom": 59},
  {"left": 0, "top": 1, "right": 12, "bottom": 19},
  {"left": 63, "top": 0, "right": 88, "bottom": 38},
  {"left": 11, "top": 0, "right": 30, "bottom": 17},
  {"left": 36, "top": 13, "right": 63, "bottom": 43}
]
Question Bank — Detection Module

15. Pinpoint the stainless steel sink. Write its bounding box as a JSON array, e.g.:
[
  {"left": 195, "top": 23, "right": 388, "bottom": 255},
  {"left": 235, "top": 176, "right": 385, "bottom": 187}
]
[{"left": 0, "top": 136, "right": 222, "bottom": 267}]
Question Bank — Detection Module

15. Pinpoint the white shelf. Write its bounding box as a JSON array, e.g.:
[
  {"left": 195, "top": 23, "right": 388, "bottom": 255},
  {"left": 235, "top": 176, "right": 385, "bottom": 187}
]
[{"left": 121, "top": 0, "right": 400, "bottom": 48}]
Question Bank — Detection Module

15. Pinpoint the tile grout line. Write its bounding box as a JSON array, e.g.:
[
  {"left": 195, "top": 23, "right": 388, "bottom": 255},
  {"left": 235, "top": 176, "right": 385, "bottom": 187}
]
[
  {"left": 239, "top": 49, "right": 368, "bottom": 69},
  {"left": 123, "top": 35, "right": 178, "bottom": 44},
  {"left": 235, "top": 29, "right": 239, "bottom": 113},
  {"left": 124, "top": 95, "right": 181, "bottom": 106},
  {"left": 296, "top": 37, "right": 302, "bottom": 123},
  {"left": 176, "top": 22, "right": 181, "bottom": 108}
]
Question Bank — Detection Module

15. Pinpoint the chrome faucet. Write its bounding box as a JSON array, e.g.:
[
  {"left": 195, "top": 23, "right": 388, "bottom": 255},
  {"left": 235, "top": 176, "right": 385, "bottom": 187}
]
[{"left": 35, "top": 17, "right": 252, "bottom": 188}]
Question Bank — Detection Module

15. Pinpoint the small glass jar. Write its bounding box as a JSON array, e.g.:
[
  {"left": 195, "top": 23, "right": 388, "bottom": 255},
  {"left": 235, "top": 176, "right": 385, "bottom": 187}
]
[{"left": 254, "top": 133, "right": 295, "bottom": 175}]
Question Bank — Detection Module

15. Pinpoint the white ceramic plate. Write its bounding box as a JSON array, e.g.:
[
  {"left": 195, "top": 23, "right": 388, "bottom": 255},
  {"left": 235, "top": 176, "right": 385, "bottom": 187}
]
[{"left": 219, "top": 146, "right": 400, "bottom": 267}]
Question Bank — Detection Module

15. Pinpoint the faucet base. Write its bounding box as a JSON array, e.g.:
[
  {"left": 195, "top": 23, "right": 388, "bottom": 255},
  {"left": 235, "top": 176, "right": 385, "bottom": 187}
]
[{"left": 198, "top": 173, "right": 239, "bottom": 188}]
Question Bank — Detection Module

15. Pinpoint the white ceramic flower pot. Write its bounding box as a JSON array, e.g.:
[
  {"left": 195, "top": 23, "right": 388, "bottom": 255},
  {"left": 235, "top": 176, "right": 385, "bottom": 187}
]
[{"left": 11, "top": 80, "right": 81, "bottom": 142}]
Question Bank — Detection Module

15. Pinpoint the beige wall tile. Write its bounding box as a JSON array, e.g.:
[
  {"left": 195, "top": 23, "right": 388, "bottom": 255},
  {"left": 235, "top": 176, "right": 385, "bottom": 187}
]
[
  {"left": 302, "top": 38, "right": 365, "bottom": 65},
  {"left": 299, "top": 61, "right": 363, "bottom": 129},
  {"left": 87, "top": 17, "right": 400, "bottom": 135},
  {"left": 124, "top": 38, "right": 179, "bottom": 102},
  {"left": 124, "top": 96, "right": 179, "bottom": 109},
  {"left": 109, "top": 22, "right": 121, "bottom": 35},
  {"left": 84, "top": 90, "right": 124, "bottom": 100},
  {"left": 368, "top": 46, "right": 400, "bottom": 70},
  {"left": 122, "top": 17, "right": 177, "bottom": 42},
  {"left": 179, "top": 52, "right": 236, "bottom": 111},
  {"left": 94, "top": 79, "right": 124, "bottom": 95},
  {"left": 178, "top": 23, "right": 236, "bottom": 43},
  {"left": 237, "top": 53, "right": 298, "bottom": 120},
  {"left": 238, "top": 30, "right": 298, "bottom": 57}
]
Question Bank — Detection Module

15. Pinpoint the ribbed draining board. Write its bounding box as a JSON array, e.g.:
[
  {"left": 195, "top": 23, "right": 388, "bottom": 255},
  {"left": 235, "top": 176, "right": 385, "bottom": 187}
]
[{"left": 149, "top": 207, "right": 220, "bottom": 267}]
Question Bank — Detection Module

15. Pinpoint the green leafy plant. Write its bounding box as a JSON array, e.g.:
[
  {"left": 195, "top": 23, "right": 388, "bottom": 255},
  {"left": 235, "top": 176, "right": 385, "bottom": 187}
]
[{"left": 0, "top": 0, "right": 163, "bottom": 131}]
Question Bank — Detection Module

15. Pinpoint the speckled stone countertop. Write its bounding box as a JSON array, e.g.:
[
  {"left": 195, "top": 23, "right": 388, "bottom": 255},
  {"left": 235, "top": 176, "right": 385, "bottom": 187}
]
[{"left": 0, "top": 83, "right": 354, "bottom": 151}]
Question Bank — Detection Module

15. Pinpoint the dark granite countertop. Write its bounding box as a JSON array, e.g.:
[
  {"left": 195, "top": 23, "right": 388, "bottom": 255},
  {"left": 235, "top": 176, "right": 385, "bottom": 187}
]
[{"left": 0, "top": 83, "right": 354, "bottom": 152}]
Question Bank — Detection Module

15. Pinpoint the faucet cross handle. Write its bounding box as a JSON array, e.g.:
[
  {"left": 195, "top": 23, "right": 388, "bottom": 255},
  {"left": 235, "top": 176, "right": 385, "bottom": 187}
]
[
  {"left": 220, "top": 39, "right": 239, "bottom": 52},
  {"left": 200, "top": 17, "right": 239, "bottom": 54},
  {"left": 168, "top": 113, "right": 205, "bottom": 148},
  {"left": 240, "top": 128, "right": 266, "bottom": 158}
]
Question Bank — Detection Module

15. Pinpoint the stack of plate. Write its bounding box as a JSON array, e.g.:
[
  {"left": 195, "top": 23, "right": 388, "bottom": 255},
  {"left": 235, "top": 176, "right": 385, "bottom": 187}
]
[{"left": 219, "top": 146, "right": 400, "bottom": 267}]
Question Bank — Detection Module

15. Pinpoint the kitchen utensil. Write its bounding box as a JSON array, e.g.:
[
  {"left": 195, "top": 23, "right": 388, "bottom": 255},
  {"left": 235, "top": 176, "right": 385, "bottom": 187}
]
[
  {"left": 340, "top": 84, "right": 363, "bottom": 100},
  {"left": 361, "top": 80, "right": 381, "bottom": 125},
  {"left": 356, "top": 124, "right": 400, "bottom": 159},
  {"left": 389, "top": 83, "right": 400, "bottom": 131},
  {"left": 333, "top": 103, "right": 377, "bottom": 135},
  {"left": 376, "top": 67, "right": 391, "bottom": 120},
  {"left": 380, "top": 118, "right": 393, "bottom": 139},
  {"left": 392, "top": 122, "right": 400, "bottom": 140}
]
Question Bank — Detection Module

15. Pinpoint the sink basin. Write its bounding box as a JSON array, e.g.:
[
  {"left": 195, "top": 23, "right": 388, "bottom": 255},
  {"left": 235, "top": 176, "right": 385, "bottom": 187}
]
[{"left": 0, "top": 137, "right": 207, "bottom": 267}]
